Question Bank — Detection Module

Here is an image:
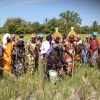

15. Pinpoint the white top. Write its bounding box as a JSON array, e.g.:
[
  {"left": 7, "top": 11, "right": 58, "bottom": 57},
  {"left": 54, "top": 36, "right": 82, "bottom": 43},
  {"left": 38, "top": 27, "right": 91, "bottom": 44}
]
[{"left": 40, "top": 41, "right": 50, "bottom": 54}]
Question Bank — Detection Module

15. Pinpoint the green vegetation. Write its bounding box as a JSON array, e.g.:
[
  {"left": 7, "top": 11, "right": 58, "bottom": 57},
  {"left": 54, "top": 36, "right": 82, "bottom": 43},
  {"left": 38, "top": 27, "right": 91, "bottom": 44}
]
[
  {"left": 0, "top": 10, "right": 100, "bottom": 35},
  {"left": 0, "top": 9, "right": 100, "bottom": 100},
  {"left": 0, "top": 62, "right": 100, "bottom": 100},
  {"left": 0, "top": 34, "right": 100, "bottom": 100}
]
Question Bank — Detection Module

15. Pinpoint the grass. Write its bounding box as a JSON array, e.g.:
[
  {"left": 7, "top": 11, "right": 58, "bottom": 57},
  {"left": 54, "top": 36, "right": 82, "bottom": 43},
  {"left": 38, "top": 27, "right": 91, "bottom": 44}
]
[
  {"left": 0, "top": 62, "right": 100, "bottom": 100},
  {"left": 0, "top": 33, "right": 100, "bottom": 42},
  {"left": 0, "top": 33, "right": 100, "bottom": 100}
]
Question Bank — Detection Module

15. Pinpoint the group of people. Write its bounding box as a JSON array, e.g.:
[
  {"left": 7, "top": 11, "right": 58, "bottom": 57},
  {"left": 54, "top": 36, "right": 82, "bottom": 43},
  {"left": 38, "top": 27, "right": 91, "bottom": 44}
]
[{"left": 0, "top": 27, "right": 100, "bottom": 78}]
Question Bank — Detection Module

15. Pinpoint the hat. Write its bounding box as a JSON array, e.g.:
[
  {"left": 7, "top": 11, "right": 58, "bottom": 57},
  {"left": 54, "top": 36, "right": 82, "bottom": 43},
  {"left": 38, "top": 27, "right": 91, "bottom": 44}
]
[
  {"left": 46, "top": 35, "right": 52, "bottom": 41},
  {"left": 31, "top": 34, "right": 36, "bottom": 38},
  {"left": 93, "top": 32, "right": 98, "bottom": 36}
]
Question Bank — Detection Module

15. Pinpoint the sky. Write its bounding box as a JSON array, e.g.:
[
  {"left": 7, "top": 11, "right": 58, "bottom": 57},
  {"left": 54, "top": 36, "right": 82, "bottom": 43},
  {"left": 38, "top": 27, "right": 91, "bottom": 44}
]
[{"left": 0, "top": 0, "right": 100, "bottom": 27}]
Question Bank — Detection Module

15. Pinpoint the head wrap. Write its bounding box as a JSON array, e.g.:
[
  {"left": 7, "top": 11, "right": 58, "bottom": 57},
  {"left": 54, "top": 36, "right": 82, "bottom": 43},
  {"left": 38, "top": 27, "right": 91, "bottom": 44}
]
[
  {"left": 46, "top": 35, "right": 52, "bottom": 41},
  {"left": 86, "top": 34, "right": 91, "bottom": 38},
  {"left": 2, "top": 33, "right": 11, "bottom": 49},
  {"left": 68, "top": 27, "right": 77, "bottom": 40},
  {"left": 77, "top": 35, "right": 81, "bottom": 40},
  {"left": 38, "top": 34, "right": 44, "bottom": 38},
  {"left": 11, "top": 34, "right": 16, "bottom": 37},
  {"left": 53, "top": 27, "right": 62, "bottom": 39},
  {"left": 93, "top": 32, "right": 98, "bottom": 36},
  {"left": 2, "top": 33, "right": 11, "bottom": 45},
  {"left": 31, "top": 34, "right": 36, "bottom": 38},
  {"left": 19, "top": 35, "right": 24, "bottom": 41}
]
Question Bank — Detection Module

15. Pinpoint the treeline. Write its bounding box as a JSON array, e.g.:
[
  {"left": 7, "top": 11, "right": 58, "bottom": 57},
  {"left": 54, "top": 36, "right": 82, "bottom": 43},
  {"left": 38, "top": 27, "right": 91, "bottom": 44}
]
[{"left": 0, "top": 10, "right": 100, "bottom": 35}]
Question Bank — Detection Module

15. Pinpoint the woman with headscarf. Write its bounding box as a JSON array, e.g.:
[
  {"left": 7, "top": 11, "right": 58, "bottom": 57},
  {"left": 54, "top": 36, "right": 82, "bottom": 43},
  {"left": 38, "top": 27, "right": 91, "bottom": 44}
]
[
  {"left": 63, "top": 35, "right": 78, "bottom": 76},
  {"left": 27, "top": 34, "right": 37, "bottom": 73},
  {"left": 2, "top": 33, "right": 13, "bottom": 72},
  {"left": 11, "top": 36, "right": 25, "bottom": 76},
  {"left": 47, "top": 28, "right": 64, "bottom": 77},
  {"left": 89, "top": 32, "right": 99, "bottom": 65}
]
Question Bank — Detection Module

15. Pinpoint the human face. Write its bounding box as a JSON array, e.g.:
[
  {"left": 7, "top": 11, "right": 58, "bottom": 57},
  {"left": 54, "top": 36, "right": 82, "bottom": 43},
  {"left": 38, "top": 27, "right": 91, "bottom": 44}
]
[
  {"left": 55, "top": 37, "right": 60, "bottom": 43},
  {"left": 12, "top": 37, "right": 15, "bottom": 41},
  {"left": 32, "top": 37, "right": 36, "bottom": 43},
  {"left": 92, "top": 35, "right": 96, "bottom": 40},
  {"left": 69, "top": 37, "right": 74, "bottom": 42},
  {"left": 7, "top": 37, "right": 11, "bottom": 43}
]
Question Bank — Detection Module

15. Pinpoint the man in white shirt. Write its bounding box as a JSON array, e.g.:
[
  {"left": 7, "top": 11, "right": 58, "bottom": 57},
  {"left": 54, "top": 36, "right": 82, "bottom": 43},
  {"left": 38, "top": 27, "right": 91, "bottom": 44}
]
[{"left": 40, "top": 35, "right": 52, "bottom": 59}]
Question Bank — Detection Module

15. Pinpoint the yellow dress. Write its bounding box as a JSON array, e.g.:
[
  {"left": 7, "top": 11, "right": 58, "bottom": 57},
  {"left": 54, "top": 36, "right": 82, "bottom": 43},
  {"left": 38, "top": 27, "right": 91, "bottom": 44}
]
[{"left": 2, "top": 42, "right": 12, "bottom": 72}]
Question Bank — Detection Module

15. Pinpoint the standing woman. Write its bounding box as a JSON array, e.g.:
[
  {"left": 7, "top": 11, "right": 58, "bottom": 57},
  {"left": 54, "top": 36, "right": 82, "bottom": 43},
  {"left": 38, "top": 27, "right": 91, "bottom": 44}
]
[{"left": 2, "top": 33, "right": 13, "bottom": 72}]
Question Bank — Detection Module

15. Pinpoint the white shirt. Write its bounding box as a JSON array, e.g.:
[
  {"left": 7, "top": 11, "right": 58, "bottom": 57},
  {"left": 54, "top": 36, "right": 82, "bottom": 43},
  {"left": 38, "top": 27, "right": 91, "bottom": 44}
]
[{"left": 40, "top": 41, "right": 50, "bottom": 55}]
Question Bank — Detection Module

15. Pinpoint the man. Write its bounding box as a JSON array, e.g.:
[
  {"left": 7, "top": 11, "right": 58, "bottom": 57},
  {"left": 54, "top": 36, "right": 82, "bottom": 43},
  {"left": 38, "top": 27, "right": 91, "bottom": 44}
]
[
  {"left": 2, "top": 33, "right": 13, "bottom": 72},
  {"left": 40, "top": 35, "right": 52, "bottom": 59}
]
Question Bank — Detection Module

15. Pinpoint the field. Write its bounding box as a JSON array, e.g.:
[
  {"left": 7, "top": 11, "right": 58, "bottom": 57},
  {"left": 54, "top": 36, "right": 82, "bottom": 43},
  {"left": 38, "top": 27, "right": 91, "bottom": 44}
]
[
  {"left": 0, "top": 33, "right": 100, "bottom": 100},
  {"left": 0, "top": 33, "right": 100, "bottom": 42}
]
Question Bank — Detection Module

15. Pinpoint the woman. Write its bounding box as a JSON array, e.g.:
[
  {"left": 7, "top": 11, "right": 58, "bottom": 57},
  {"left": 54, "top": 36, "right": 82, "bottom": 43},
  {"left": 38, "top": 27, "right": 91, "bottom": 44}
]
[{"left": 2, "top": 33, "right": 13, "bottom": 72}]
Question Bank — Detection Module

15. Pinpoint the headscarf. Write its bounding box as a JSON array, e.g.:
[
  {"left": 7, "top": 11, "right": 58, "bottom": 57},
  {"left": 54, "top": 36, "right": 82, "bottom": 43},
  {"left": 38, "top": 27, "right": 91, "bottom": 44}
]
[
  {"left": 53, "top": 27, "right": 62, "bottom": 39},
  {"left": 11, "top": 34, "right": 16, "bottom": 37},
  {"left": 38, "top": 34, "right": 44, "bottom": 38},
  {"left": 18, "top": 36, "right": 24, "bottom": 41},
  {"left": 46, "top": 35, "right": 52, "bottom": 41},
  {"left": 2, "top": 33, "right": 11, "bottom": 48},
  {"left": 77, "top": 35, "right": 81, "bottom": 40},
  {"left": 68, "top": 27, "right": 77, "bottom": 40},
  {"left": 31, "top": 34, "right": 36, "bottom": 38},
  {"left": 3, "top": 33, "right": 11, "bottom": 45},
  {"left": 93, "top": 32, "right": 98, "bottom": 36}
]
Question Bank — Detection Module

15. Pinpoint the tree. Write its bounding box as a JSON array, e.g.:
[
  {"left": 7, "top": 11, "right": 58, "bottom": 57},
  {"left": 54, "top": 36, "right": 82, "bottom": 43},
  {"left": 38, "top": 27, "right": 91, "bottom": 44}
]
[
  {"left": 59, "top": 10, "right": 82, "bottom": 32},
  {"left": 3, "top": 17, "right": 33, "bottom": 34},
  {"left": 46, "top": 18, "right": 59, "bottom": 34},
  {"left": 81, "top": 26, "right": 91, "bottom": 34},
  {"left": 91, "top": 21, "right": 98, "bottom": 32},
  {"left": 32, "top": 22, "right": 40, "bottom": 33}
]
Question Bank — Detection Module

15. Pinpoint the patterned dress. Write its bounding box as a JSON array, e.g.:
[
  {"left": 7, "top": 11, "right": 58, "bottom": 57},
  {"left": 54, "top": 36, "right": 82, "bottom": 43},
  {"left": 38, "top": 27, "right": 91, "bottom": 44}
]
[
  {"left": 63, "top": 40, "right": 78, "bottom": 76},
  {"left": 27, "top": 40, "right": 36, "bottom": 72},
  {"left": 12, "top": 43, "right": 25, "bottom": 76}
]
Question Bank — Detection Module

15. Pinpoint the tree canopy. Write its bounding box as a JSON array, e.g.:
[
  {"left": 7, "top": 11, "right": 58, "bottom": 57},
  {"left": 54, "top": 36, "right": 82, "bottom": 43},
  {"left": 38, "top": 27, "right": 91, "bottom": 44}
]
[{"left": 0, "top": 10, "right": 100, "bottom": 35}]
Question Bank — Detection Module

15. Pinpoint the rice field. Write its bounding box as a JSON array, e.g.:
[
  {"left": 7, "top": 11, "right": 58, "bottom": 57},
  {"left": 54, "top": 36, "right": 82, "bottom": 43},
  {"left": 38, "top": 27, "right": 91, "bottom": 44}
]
[{"left": 0, "top": 33, "right": 100, "bottom": 100}]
